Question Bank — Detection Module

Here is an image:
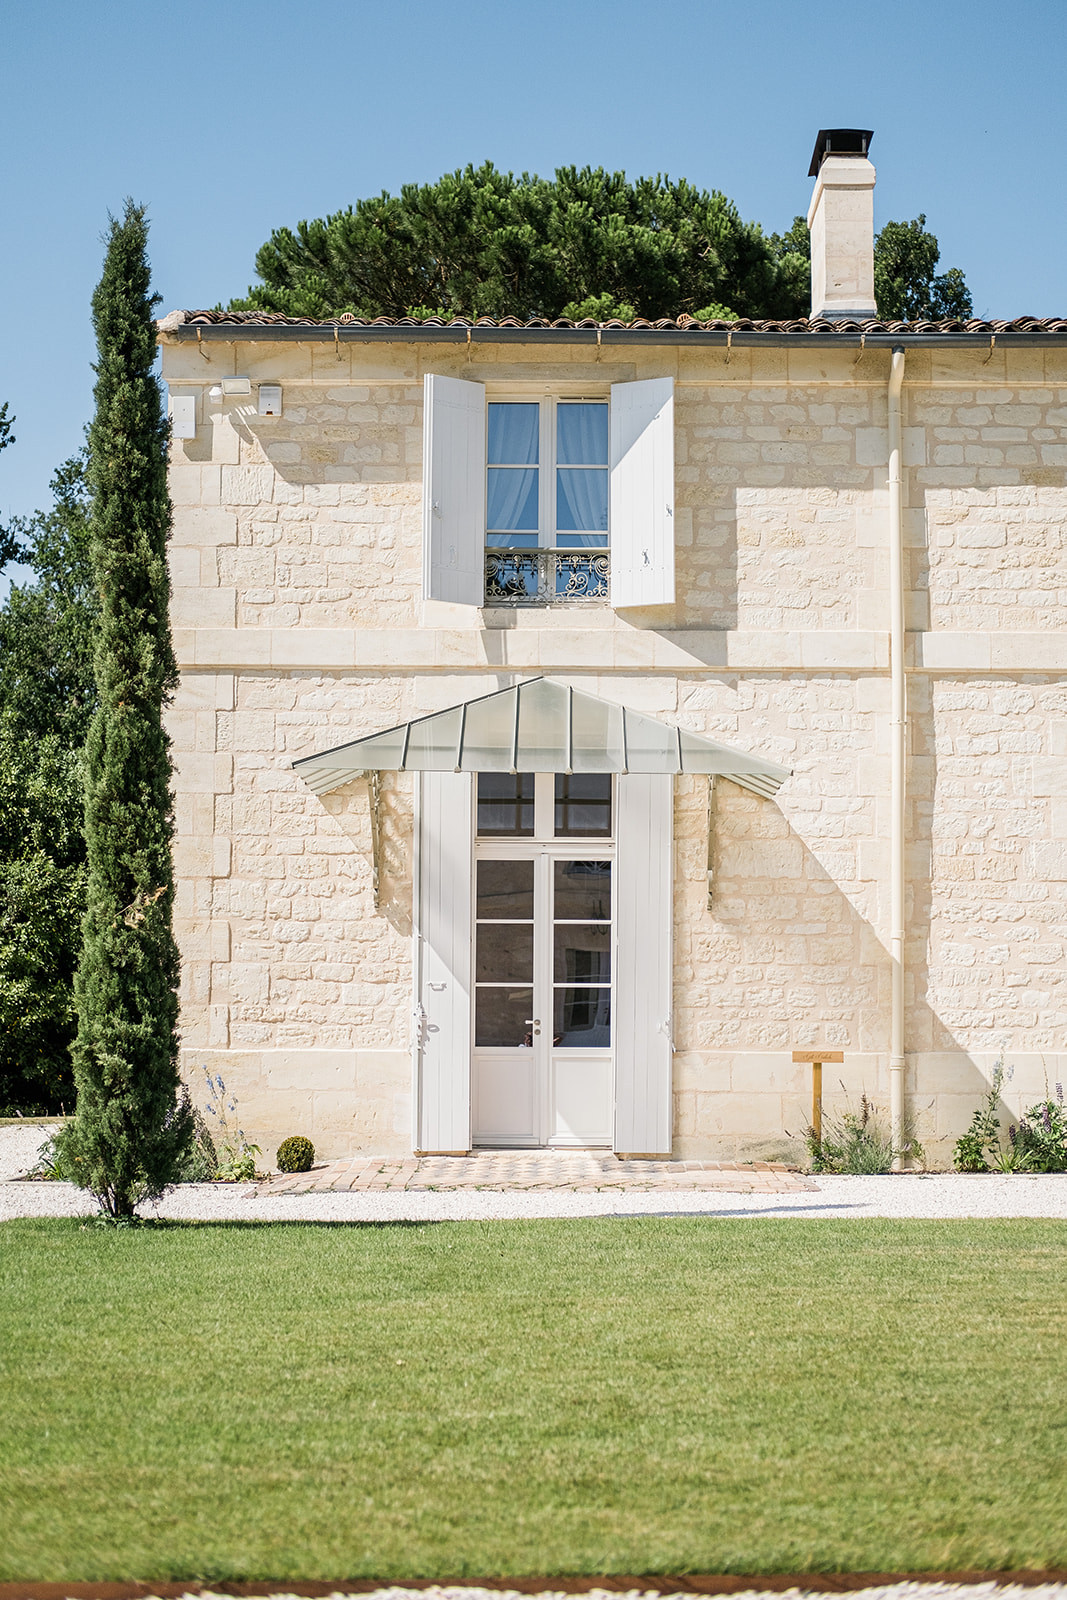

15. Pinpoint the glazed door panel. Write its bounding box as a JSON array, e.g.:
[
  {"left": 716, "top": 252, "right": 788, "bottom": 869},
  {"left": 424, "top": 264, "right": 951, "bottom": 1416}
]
[{"left": 472, "top": 850, "right": 613, "bottom": 1147}]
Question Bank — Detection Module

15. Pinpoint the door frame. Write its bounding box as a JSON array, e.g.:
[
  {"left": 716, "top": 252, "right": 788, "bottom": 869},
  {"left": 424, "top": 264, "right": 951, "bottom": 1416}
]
[{"left": 471, "top": 773, "right": 616, "bottom": 1149}]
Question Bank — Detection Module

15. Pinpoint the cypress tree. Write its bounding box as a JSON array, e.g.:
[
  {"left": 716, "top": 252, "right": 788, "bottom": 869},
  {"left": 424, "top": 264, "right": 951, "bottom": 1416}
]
[{"left": 70, "top": 201, "right": 191, "bottom": 1217}]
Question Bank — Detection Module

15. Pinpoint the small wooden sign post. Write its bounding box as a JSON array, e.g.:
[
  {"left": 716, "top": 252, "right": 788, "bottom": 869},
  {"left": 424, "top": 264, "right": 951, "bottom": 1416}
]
[{"left": 792, "top": 1050, "right": 844, "bottom": 1141}]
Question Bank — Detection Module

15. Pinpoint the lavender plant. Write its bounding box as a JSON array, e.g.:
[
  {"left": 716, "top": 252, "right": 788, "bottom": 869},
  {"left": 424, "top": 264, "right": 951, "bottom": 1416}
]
[{"left": 201, "top": 1067, "right": 261, "bottom": 1181}]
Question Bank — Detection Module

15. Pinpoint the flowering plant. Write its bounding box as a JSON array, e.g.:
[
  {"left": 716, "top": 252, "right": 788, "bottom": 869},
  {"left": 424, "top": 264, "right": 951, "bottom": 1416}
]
[
  {"left": 201, "top": 1068, "right": 262, "bottom": 1181},
  {"left": 1008, "top": 1085, "right": 1067, "bottom": 1173}
]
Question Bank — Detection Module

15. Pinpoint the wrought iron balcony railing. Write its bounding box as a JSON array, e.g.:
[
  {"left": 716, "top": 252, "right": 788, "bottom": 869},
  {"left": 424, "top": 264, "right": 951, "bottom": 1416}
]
[{"left": 484, "top": 549, "right": 610, "bottom": 607}]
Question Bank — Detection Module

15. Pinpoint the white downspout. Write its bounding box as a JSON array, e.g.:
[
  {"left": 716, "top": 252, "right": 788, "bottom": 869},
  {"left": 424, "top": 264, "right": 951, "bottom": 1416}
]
[{"left": 887, "top": 346, "right": 906, "bottom": 1167}]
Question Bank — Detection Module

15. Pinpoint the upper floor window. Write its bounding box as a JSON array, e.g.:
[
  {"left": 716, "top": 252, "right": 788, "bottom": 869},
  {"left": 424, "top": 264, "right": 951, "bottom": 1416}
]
[
  {"left": 422, "top": 373, "right": 674, "bottom": 610},
  {"left": 485, "top": 401, "right": 609, "bottom": 606}
]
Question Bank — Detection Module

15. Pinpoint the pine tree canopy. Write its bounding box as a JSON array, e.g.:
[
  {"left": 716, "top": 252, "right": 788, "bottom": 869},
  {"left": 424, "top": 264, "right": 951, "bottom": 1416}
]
[
  {"left": 873, "top": 214, "right": 973, "bottom": 321},
  {"left": 229, "top": 163, "right": 812, "bottom": 323},
  {"left": 70, "top": 199, "right": 191, "bottom": 1217},
  {"left": 228, "top": 163, "right": 971, "bottom": 325}
]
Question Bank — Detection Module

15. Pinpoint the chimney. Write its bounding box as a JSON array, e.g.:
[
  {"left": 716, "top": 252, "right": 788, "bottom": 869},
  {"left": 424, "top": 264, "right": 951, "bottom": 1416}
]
[{"left": 806, "top": 128, "right": 876, "bottom": 320}]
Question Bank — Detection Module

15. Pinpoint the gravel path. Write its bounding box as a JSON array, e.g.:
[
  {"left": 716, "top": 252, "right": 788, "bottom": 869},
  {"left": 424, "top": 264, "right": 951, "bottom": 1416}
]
[{"left": 3, "top": 1125, "right": 1066, "bottom": 1222}]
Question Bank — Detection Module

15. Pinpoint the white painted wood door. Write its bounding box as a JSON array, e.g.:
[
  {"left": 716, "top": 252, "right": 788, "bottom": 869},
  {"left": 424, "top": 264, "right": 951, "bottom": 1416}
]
[{"left": 472, "top": 848, "right": 613, "bottom": 1148}]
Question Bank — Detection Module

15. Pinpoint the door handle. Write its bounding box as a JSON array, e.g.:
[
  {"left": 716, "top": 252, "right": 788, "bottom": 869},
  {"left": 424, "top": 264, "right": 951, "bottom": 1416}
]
[{"left": 525, "top": 1018, "right": 541, "bottom": 1035}]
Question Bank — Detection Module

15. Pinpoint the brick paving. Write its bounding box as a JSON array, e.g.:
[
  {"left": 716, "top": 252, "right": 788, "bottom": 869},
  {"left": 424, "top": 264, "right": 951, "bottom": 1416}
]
[{"left": 260, "top": 1151, "right": 817, "bottom": 1195}]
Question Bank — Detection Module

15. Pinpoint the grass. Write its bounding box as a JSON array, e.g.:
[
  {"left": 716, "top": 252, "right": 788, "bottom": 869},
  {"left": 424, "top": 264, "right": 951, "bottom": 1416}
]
[{"left": 1, "top": 1217, "right": 1066, "bottom": 1581}]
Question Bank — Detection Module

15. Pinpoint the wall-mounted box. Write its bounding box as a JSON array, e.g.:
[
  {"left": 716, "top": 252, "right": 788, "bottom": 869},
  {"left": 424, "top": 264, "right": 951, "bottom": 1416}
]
[
  {"left": 221, "top": 376, "right": 252, "bottom": 397},
  {"left": 169, "top": 394, "right": 197, "bottom": 439},
  {"left": 258, "top": 384, "right": 283, "bottom": 417}
]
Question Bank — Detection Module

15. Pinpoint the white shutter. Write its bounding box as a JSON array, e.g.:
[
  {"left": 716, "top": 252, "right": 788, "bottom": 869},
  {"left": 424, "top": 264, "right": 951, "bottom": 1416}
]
[
  {"left": 415, "top": 771, "right": 473, "bottom": 1152},
  {"left": 614, "top": 773, "right": 674, "bottom": 1155},
  {"left": 423, "top": 374, "right": 486, "bottom": 604},
  {"left": 610, "top": 377, "right": 675, "bottom": 607}
]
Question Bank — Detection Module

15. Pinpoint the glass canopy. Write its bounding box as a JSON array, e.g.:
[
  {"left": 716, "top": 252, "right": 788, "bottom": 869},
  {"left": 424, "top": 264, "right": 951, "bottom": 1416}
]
[{"left": 292, "top": 677, "right": 791, "bottom": 799}]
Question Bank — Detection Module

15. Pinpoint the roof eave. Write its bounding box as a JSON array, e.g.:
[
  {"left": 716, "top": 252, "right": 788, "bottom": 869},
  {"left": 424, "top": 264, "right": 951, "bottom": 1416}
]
[{"left": 162, "top": 323, "right": 1067, "bottom": 349}]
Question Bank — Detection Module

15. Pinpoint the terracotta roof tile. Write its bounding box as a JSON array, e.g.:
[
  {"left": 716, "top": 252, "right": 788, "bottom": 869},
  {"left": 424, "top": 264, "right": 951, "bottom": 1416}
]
[{"left": 160, "top": 309, "right": 1067, "bottom": 335}]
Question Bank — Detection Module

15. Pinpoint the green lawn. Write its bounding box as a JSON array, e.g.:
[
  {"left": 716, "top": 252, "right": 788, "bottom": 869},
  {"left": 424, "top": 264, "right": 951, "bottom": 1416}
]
[{"left": 2, "top": 1217, "right": 1066, "bottom": 1581}]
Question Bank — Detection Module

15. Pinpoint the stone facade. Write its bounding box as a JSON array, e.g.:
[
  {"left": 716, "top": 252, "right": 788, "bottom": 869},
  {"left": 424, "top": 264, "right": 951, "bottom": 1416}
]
[{"left": 160, "top": 328, "right": 1067, "bottom": 1166}]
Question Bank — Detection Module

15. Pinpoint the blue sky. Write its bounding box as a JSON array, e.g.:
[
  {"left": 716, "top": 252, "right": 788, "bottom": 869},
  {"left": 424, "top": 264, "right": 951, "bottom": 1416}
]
[{"left": 2, "top": 0, "right": 1065, "bottom": 564}]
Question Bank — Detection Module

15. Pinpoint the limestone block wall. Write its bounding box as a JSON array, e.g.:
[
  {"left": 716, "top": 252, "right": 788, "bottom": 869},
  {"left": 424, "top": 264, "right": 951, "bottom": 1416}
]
[{"left": 160, "top": 331, "right": 1067, "bottom": 1165}]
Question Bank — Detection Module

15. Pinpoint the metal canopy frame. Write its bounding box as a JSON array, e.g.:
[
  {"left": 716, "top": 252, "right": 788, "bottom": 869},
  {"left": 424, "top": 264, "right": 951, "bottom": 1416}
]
[{"left": 292, "top": 677, "right": 791, "bottom": 802}]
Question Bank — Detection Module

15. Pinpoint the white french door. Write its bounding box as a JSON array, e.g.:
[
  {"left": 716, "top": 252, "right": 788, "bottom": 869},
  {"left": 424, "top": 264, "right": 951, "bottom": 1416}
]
[{"left": 471, "top": 774, "right": 614, "bottom": 1147}]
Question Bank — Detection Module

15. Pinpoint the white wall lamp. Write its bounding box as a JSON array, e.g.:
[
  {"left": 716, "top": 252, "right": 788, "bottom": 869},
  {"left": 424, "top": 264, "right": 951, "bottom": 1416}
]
[{"left": 208, "top": 377, "right": 252, "bottom": 401}]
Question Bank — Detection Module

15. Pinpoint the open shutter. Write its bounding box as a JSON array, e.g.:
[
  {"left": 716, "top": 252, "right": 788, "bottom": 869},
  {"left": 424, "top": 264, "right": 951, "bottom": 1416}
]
[
  {"left": 610, "top": 376, "right": 675, "bottom": 607},
  {"left": 423, "top": 374, "right": 486, "bottom": 604},
  {"left": 415, "top": 771, "right": 473, "bottom": 1152},
  {"left": 614, "top": 773, "right": 674, "bottom": 1155}
]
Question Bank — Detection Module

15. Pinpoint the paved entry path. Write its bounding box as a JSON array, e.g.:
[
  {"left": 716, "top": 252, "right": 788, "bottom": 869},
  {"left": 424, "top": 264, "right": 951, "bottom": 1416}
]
[{"left": 261, "top": 1152, "right": 816, "bottom": 1195}]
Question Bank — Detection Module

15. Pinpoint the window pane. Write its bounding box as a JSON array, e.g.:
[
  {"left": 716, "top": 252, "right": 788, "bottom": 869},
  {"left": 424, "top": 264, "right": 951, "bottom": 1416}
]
[
  {"left": 488, "top": 467, "right": 538, "bottom": 532},
  {"left": 476, "top": 987, "right": 536, "bottom": 1048},
  {"left": 554, "top": 923, "right": 611, "bottom": 983},
  {"left": 556, "top": 468, "right": 608, "bottom": 533},
  {"left": 477, "top": 775, "right": 535, "bottom": 837},
  {"left": 488, "top": 403, "right": 539, "bottom": 464},
  {"left": 554, "top": 774, "right": 612, "bottom": 837},
  {"left": 476, "top": 857, "right": 534, "bottom": 917},
  {"left": 554, "top": 859, "right": 611, "bottom": 922},
  {"left": 477, "top": 923, "right": 533, "bottom": 983},
  {"left": 553, "top": 986, "right": 611, "bottom": 1047},
  {"left": 557, "top": 403, "right": 608, "bottom": 465}
]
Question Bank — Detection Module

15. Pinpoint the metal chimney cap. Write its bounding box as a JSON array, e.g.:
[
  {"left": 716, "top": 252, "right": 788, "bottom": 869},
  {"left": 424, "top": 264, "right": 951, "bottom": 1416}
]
[{"left": 808, "top": 128, "right": 874, "bottom": 178}]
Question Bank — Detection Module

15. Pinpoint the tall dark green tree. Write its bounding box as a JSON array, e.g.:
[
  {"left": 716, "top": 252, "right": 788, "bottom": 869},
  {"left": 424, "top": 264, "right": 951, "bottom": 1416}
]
[
  {"left": 0, "top": 452, "right": 96, "bottom": 1114},
  {"left": 873, "top": 214, "right": 973, "bottom": 321},
  {"left": 70, "top": 200, "right": 191, "bottom": 1217},
  {"left": 769, "top": 211, "right": 973, "bottom": 321}
]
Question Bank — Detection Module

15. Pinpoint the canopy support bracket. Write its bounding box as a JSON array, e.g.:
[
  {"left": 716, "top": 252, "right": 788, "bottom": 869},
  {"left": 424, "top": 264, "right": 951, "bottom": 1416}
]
[
  {"left": 368, "top": 769, "right": 383, "bottom": 910},
  {"left": 706, "top": 774, "right": 717, "bottom": 910}
]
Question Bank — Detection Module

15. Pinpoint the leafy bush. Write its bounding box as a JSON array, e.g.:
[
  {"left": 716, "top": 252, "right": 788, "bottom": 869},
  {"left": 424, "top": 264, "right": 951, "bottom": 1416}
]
[
  {"left": 1009, "top": 1087, "right": 1067, "bottom": 1173},
  {"left": 953, "top": 1064, "right": 1004, "bottom": 1172},
  {"left": 953, "top": 1067, "right": 1067, "bottom": 1173},
  {"left": 276, "top": 1135, "right": 315, "bottom": 1173},
  {"left": 216, "top": 1144, "right": 261, "bottom": 1182},
  {"left": 32, "top": 1121, "right": 84, "bottom": 1181}
]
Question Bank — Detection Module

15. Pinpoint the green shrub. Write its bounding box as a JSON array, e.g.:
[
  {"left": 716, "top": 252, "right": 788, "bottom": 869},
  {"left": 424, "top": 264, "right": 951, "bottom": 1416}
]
[
  {"left": 953, "top": 1064, "right": 1004, "bottom": 1172},
  {"left": 1009, "top": 1087, "right": 1067, "bottom": 1173},
  {"left": 806, "top": 1092, "right": 921, "bottom": 1174},
  {"left": 276, "top": 1135, "right": 315, "bottom": 1173},
  {"left": 31, "top": 1122, "right": 83, "bottom": 1181}
]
